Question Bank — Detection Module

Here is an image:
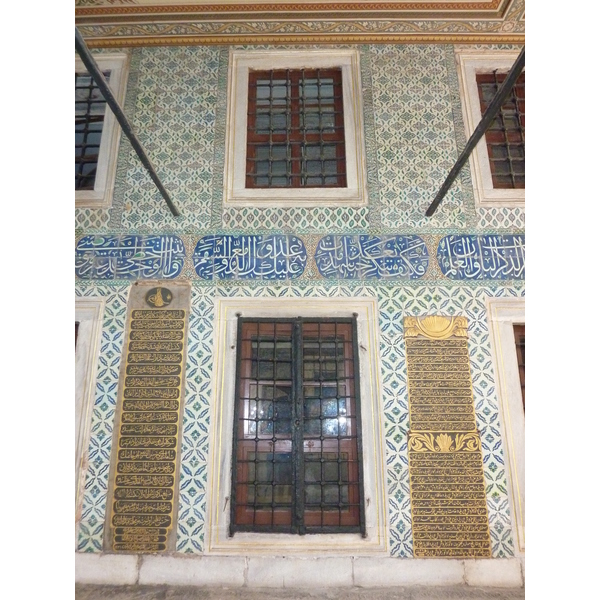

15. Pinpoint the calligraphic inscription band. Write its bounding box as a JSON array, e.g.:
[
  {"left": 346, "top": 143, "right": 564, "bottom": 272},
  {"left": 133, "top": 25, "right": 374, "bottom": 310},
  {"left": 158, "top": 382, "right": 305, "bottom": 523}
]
[
  {"left": 193, "top": 234, "right": 307, "bottom": 280},
  {"left": 75, "top": 235, "right": 185, "bottom": 280},
  {"left": 315, "top": 234, "right": 428, "bottom": 279},
  {"left": 437, "top": 234, "right": 524, "bottom": 280},
  {"left": 106, "top": 282, "right": 190, "bottom": 553},
  {"left": 404, "top": 315, "right": 491, "bottom": 558}
]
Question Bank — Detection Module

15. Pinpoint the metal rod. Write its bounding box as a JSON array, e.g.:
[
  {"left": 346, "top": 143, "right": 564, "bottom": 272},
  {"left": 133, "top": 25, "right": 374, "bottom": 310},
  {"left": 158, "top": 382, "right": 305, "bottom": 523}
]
[
  {"left": 75, "top": 27, "right": 180, "bottom": 217},
  {"left": 425, "top": 47, "right": 525, "bottom": 217}
]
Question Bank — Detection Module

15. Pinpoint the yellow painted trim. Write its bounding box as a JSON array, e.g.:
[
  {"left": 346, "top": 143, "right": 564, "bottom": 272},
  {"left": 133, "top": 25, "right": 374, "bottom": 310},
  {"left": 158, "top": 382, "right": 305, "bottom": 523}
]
[{"left": 84, "top": 33, "right": 525, "bottom": 48}]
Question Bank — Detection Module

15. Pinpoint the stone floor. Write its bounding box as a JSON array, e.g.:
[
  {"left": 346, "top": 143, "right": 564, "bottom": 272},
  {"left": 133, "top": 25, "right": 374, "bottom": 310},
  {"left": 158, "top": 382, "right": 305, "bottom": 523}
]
[{"left": 76, "top": 585, "right": 525, "bottom": 600}]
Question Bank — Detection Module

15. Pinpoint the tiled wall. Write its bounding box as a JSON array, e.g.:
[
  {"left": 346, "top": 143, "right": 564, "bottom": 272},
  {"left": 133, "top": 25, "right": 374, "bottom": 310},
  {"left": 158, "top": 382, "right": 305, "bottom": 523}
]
[{"left": 75, "top": 44, "right": 524, "bottom": 558}]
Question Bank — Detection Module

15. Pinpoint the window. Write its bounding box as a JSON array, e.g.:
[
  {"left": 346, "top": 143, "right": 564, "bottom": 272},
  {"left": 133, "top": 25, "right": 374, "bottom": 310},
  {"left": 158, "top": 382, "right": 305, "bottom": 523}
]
[
  {"left": 231, "top": 318, "right": 364, "bottom": 535},
  {"left": 75, "top": 53, "right": 129, "bottom": 209},
  {"left": 486, "top": 298, "right": 525, "bottom": 553},
  {"left": 224, "top": 50, "right": 368, "bottom": 206},
  {"left": 206, "top": 297, "right": 387, "bottom": 554},
  {"left": 246, "top": 69, "right": 346, "bottom": 188},
  {"left": 476, "top": 72, "right": 525, "bottom": 189},
  {"left": 455, "top": 50, "right": 525, "bottom": 206}
]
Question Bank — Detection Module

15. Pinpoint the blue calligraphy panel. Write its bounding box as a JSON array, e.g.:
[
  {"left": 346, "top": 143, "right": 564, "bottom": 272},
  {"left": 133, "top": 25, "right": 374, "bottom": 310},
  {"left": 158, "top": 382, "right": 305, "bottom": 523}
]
[
  {"left": 75, "top": 235, "right": 186, "bottom": 280},
  {"left": 193, "top": 235, "right": 307, "bottom": 280},
  {"left": 437, "top": 235, "right": 525, "bottom": 280},
  {"left": 314, "top": 235, "right": 429, "bottom": 279}
]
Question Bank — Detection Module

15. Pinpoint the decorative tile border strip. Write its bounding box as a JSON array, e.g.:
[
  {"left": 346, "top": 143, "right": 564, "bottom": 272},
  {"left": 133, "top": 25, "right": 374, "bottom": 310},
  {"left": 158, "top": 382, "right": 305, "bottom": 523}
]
[
  {"left": 404, "top": 315, "right": 491, "bottom": 558},
  {"left": 105, "top": 282, "right": 191, "bottom": 553},
  {"left": 193, "top": 234, "right": 307, "bottom": 280},
  {"left": 76, "top": 235, "right": 186, "bottom": 280},
  {"left": 315, "top": 234, "right": 428, "bottom": 279},
  {"left": 437, "top": 234, "right": 524, "bottom": 280},
  {"left": 75, "top": 233, "right": 526, "bottom": 281}
]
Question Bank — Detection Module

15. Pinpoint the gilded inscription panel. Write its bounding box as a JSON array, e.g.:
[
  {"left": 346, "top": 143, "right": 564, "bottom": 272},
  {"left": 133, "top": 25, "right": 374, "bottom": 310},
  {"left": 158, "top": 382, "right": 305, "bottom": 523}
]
[
  {"left": 404, "top": 315, "right": 491, "bottom": 558},
  {"left": 105, "top": 282, "right": 191, "bottom": 553}
]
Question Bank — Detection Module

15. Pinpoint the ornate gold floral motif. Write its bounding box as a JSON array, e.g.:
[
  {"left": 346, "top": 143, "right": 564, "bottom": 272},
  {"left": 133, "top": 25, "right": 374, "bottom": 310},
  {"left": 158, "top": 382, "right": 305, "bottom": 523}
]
[
  {"left": 404, "top": 315, "right": 468, "bottom": 340},
  {"left": 408, "top": 431, "right": 481, "bottom": 453}
]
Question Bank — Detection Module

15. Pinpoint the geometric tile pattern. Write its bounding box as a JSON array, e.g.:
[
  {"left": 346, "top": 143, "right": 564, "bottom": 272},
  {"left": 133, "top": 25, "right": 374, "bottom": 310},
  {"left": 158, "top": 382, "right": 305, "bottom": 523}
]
[
  {"left": 75, "top": 282, "right": 130, "bottom": 552},
  {"left": 437, "top": 235, "right": 525, "bottom": 280},
  {"left": 478, "top": 206, "right": 525, "bottom": 230},
  {"left": 222, "top": 206, "right": 370, "bottom": 233},
  {"left": 75, "top": 207, "right": 110, "bottom": 230}
]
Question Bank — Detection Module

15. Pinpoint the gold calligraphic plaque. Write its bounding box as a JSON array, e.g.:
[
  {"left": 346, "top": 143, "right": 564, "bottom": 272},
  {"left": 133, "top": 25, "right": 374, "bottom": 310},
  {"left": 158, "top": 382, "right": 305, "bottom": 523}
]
[
  {"left": 404, "top": 315, "right": 491, "bottom": 558},
  {"left": 105, "top": 281, "right": 191, "bottom": 553}
]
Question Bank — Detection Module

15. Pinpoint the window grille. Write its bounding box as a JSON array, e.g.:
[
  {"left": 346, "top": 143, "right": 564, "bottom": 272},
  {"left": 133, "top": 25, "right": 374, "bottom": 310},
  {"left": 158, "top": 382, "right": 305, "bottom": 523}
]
[
  {"left": 476, "top": 71, "right": 525, "bottom": 189},
  {"left": 513, "top": 324, "right": 525, "bottom": 412},
  {"left": 246, "top": 69, "right": 346, "bottom": 188},
  {"left": 231, "top": 318, "right": 364, "bottom": 535},
  {"left": 75, "top": 70, "right": 111, "bottom": 190}
]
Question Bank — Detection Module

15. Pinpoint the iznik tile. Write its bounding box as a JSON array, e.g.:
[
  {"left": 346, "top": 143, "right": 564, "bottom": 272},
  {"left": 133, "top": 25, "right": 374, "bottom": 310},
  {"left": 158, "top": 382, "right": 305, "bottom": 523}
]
[
  {"left": 193, "top": 235, "right": 307, "bottom": 280},
  {"left": 315, "top": 235, "right": 428, "bottom": 279},
  {"left": 76, "top": 235, "right": 186, "bottom": 280},
  {"left": 437, "top": 235, "right": 525, "bottom": 280}
]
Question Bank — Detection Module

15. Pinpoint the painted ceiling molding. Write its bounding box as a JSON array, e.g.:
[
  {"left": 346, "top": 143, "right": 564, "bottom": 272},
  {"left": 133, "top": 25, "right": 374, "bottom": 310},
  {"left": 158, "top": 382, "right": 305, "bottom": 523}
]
[{"left": 75, "top": 0, "right": 524, "bottom": 46}]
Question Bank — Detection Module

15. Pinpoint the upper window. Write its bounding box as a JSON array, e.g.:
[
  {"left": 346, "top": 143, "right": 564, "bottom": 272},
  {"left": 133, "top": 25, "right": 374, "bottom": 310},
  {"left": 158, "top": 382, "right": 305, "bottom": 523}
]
[
  {"left": 224, "top": 50, "right": 368, "bottom": 207},
  {"left": 75, "top": 53, "right": 128, "bottom": 209},
  {"left": 231, "top": 318, "right": 364, "bottom": 535},
  {"left": 246, "top": 69, "right": 346, "bottom": 189},
  {"left": 476, "top": 72, "right": 525, "bottom": 189},
  {"left": 455, "top": 50, "right": 525, "bottom": 207}
]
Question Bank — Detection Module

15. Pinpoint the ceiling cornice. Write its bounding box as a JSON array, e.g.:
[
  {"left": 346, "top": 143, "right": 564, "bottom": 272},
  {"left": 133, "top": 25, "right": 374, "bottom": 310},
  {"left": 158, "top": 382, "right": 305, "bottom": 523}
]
[{"left": 75, "top": 0, "right": 525, "bottom": 47}]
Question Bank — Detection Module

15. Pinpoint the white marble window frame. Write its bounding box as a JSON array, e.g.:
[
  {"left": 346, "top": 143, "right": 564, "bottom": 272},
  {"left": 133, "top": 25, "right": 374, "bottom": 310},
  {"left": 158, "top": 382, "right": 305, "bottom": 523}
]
[
  {"left": 223, "top": 50, "right": 368, "bottom": 208},
  {"left": 75, "top": 53, "right": 129, "bottom": 209},
  {"left": 75, "top": 297, "right": 105, "bottom": 538},
  {"left": 455, "top": 50, "right": 525, "bottom": 207},
  {"left": 204, "top": 297, "right": 388, "bottom": 554},
  {"left": 486, "top": 297, "right": 525, "bottom": 554}
]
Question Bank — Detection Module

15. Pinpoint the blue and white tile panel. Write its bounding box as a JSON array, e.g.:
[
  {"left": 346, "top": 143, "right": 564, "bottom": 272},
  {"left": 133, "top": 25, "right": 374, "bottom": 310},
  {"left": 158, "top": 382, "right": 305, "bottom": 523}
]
[
  {"left": 315, "top": 235, "right": 428, "bottom": 279},
  {"left": 193, "top": 235, "right": 307, "bottom": 280},
  {"left": 76, "top": 234, "right": 525, "bottom": 281},
  {"left": 75, "top": 235, "right": 185, "bottom": 280},
  {"left": 437, "top": 235, "right": 525, "bottom": 280}
]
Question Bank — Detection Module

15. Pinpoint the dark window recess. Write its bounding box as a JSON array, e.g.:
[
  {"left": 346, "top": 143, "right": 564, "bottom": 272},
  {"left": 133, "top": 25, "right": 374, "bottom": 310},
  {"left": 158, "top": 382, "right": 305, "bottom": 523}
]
[
  {"left": 246, "top": 69, "right": 347, "bottom": 188},
  {"left": 513, "top": 324, "right": 525, "bottom": 412},
  {"left": 75, "top": 321, "right": 80, "bottom": 350},
  {"left": 75, "top": 70, "right": 111, "bottom": 190},
  {"left": 231, "top": 318, "right": 365, "bottom": 535},
  {"left": 476, "top": 71, "right": 525, "bottom": 189}
]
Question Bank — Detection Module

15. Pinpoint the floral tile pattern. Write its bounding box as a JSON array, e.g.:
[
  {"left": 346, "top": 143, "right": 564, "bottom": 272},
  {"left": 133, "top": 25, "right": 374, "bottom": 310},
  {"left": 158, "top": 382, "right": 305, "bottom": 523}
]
[
  {"left": 117, "top": 46, "right": 221, "bottom": 231},
  {"left": 370, "top": 45, "right": 467, "bottom": 230}
]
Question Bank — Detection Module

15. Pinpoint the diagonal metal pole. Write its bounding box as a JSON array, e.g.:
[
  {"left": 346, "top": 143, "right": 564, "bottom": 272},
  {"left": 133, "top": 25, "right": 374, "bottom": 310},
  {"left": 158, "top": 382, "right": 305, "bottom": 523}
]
[
  {"left": 425, "top": 47, "right": 525, "bottom": 217},
  {"left": 75, "top": 27, "right": 180, "bottom": 217}
]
